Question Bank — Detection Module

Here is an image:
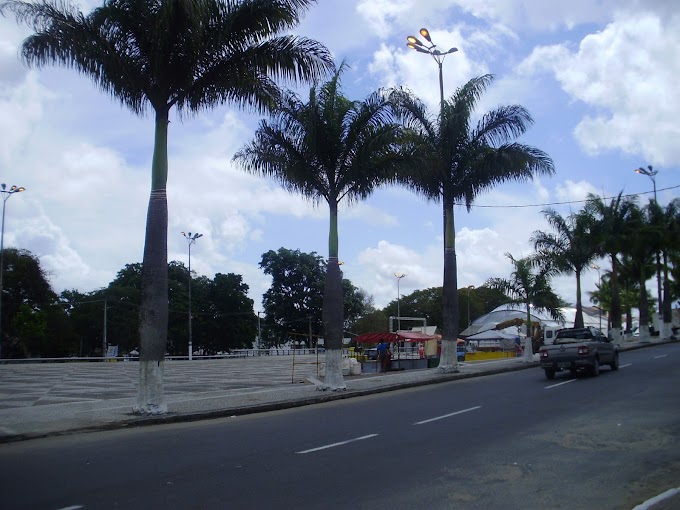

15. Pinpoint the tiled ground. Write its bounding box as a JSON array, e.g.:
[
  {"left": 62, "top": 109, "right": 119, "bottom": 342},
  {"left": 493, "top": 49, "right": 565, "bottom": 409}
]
[{"left": 0, "top": 355, "right": 323, "bottom": 410}]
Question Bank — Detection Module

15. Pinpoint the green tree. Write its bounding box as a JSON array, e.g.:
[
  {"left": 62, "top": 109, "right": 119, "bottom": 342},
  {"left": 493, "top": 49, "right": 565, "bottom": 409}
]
[
  {"left": 2, "top": 0, "right": 333, "bottom": 413},
  {"left": 384, "top": 287, "right": 443, "bottom": 332},
  {"left": 235, "top": 67, "right": 408, "bottom": 389},
  {"left": 258, "top": 247, "right": 367, "bottom": 349},
  {"left": 201, "top": 273, "right": 256, "bottom": 354},
  {"left": 0, "top": 248, "right": 67, "bottom": 358},
  {"left": 585, "top": 192, "right": 636, "bottom": 343},
  {"left": 396, "top": 75, "right": 555, "bottom": 372},
  {"left": 531, "top": 207, "right": 598, "bottom": 328},
  {"left": 486, "top": 253, "right": 564, "bottom": 361},
  {"left": 259, "top": 248, "right": 325, "bottom": 347}
]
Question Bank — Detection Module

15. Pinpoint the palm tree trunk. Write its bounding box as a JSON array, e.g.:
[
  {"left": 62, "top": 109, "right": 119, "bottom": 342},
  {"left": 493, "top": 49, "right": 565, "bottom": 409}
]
[
  {"left": 134, "top": 111, "right": 170, "bottom": 414},
  {"left": 524, "top": 299, "right": 534, "bottom": 362},
  {"left": 662, "top": 250, "right": 673, "bottom": 339},
  {"left": 574, "top": 269, "right": 584, "bottom": 328},
  {"left": 638, "top": 267, "right": 651, "bottom": 343},
  {"left": 438, "top": 196, "right": 459, "bottom": 373},
  {"left": 609, "top": 253, "right": 623, "bottom": 344},
  {"left": 322, "top": 201, "right": 346, "bottom": 390}
]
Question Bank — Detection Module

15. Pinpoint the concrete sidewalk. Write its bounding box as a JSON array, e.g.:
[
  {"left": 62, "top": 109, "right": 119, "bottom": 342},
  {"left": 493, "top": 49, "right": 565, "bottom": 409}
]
[{"left": 0, "top": 353, "right": 539, "bottom": 442}]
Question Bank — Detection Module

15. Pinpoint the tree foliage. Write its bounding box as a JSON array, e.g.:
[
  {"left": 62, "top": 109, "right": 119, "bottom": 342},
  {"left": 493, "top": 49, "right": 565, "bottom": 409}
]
[{"left": 258, "top": 247, "right": 368, "bottom": 348}]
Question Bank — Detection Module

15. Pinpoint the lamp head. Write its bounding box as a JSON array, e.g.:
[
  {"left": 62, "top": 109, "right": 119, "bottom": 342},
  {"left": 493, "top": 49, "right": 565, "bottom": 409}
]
[{"left": 419, "top": 28, "right": 432, "bottom": 42}]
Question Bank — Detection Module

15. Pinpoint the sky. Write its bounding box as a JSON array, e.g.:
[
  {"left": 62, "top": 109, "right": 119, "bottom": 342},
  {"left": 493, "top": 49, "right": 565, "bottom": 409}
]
[{"left": 0, "top": 0, "right": 679, "bottom": 314}]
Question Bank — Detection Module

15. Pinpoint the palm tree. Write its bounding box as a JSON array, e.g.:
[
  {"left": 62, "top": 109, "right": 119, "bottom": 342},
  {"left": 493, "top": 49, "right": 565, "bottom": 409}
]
[
  {"left": 585, "top": 192, "right": 636, "bottom": 344},
  {"left": 660, "top": 199, "right": 680, "bottom": 338},
  {"left": 486, "top": 253, "right": 564, "bottom": 362},
  {"left": 531, "top": 207, "right": 598, "bottom": 328},
  {"left": 630, "top": 201, "right": 665, "bottom": 342},
  {"left": 395, "top": 75, "right": 555, "bottom": 372},
  {"left": 234, "top": 66, "right": 409, "bottom": 389},
  {"left": 2, "top": 0, "right": 333, "bottom": 413}
]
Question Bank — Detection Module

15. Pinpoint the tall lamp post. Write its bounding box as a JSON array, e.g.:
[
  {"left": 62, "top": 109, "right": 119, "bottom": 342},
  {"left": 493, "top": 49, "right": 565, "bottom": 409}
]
[
  {"left": 181, "top": 231, "right": 202, "bottom": 360},
  {"left": 591, "top": 264, "right": 602, "bottom": 332},
  {"left": 467, "top": 285, "right": 475, "bottom": 328},
  {"left": 406, "top": 28, "right": 458, "bottom": 109},
  {"left": 635, "top": 165, "right": 662, "bottom": 333},
  {"left": 394, "top": 273, "right": 406, "bottom": 331},
  {"left": 0, "top": 184, "right": 25, "bottom": 359}
]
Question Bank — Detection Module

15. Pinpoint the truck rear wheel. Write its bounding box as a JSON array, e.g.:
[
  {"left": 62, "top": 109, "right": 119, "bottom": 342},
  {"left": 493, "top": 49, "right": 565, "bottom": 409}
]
[
  {"left": 590, "top": 357, "right": 600, "bottom": 377},
  {"left": 544, "top": 369, "right": 556, "bottom": 380},
  {"left": 610, "top": 352, "right": 619, "bottom": 371}
]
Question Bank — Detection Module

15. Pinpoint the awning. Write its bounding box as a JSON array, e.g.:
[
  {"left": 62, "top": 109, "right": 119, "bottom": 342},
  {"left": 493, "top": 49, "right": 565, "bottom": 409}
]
[{"left": 354, "top": 331, "right": 440, "bottom": 343}]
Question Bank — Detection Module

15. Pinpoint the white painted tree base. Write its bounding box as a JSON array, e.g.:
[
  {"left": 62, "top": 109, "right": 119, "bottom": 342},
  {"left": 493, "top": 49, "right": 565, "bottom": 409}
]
[
  {"left": 133, "top": 360, "right": 168, "bottom": 415},
  {"left": 436, "top": 363, "right": 460, "bottom": 374},
  {"left": 319, "top": 348, "right": 346, "bottom": 391}
]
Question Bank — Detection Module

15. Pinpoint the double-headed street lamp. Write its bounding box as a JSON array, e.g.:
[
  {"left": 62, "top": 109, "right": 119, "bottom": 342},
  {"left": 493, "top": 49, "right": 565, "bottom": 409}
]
[
  {"left": 394, "top": 273, "right": 406, "bottom": 331},
  {"left": 591, "top": 264, "right": 602, "bottom": 332},
  {"left": 181, "top": 231, "right": 202, "bottom": 360},
  {"left": 0, "top": 184, "right": 25, "bottom": 359},
  {"left": 635, "top": 165, "right": 662, "bottom": 332},
  {"left": 406, "top": 28, "right": 458, "bottom": 108}
]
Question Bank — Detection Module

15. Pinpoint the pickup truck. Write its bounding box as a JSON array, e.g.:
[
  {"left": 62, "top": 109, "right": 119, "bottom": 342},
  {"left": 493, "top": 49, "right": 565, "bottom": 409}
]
[{"left": 538, "top": 327, "right": 619, "bottom": 380}]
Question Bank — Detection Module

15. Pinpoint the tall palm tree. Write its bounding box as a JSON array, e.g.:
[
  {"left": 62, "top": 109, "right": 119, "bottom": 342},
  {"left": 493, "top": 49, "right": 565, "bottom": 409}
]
[
  {"left": 531, "top": 207, "right": 598, "bottom": 328},
  {"left": 395, "top": 75, "right": 555, "bottom": 372},
  {"left": 660, "top": 199, "right": 680, "bottom": 338},
  {"left": 486, "top": 253, "right": 564, "bottom": 362},
  {"left": 584, "top": 192, "right": 636, "bottom": 344},
  {"left": 2, "top": 0, "right": 333, "bottom": 413},
  {"left": 626, "top": 203, "right": 660, "bottom": 341},
  {"left": 234, "top": 66, "right": 409, "bottom": 389}
]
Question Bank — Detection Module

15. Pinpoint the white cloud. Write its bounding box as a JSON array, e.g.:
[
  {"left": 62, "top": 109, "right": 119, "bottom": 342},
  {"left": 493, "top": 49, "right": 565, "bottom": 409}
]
[{"left": 519, "top": 12, "right": 680, "bottom": 166}]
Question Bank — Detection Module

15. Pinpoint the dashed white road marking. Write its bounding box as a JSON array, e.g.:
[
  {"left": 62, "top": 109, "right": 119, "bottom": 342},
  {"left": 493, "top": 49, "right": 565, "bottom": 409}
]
[
  {"left": 545, "top": 379, "right": 577, "bottom": 389},
  {"left": 296, "top": 434, "right": 378, "bottom": 454},
  {"left": 414, "top": 406, "right": 482, "bottom": 425},
  {"left": 654, "top": 355, "right": 668, "bottom": 359},
  {"left": 620, "top": 363, "right": 632, "bottom": 368}
]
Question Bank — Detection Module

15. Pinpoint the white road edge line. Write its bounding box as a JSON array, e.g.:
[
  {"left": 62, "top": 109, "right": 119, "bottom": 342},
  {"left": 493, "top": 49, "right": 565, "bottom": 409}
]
[
  {"left": 654, "top": 355, "right": 668, "bottom": 359},
  {"left": 545, "top": 379, "right": 577, "bottom": 389},
  {"left": 296, "top": 434, "right": 378, "bottom": 454},
  {"left": 632, "top": 486, "right": 680, "bottom": 510},
  {"left": 414, "top": 406, "right": 482, "bottom": 425}
]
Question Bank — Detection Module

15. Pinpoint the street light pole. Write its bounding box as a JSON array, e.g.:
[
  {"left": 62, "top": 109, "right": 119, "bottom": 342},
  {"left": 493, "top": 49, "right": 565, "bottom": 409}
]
[
  {"left": 394, "top": 273, "right": 406, "bottom": 331},
  {"left": 257, "top": 311, "right": 262, "bottom": 354},
  {"left": 406, "top": 27, "right": 458, "bottom": 110},
  {"left": 635, "top": 165, "right": 662, "bottom": 333},
  {"left": 181, "top": 231, "right": 203, "bottom": 360},
  {"left": 0, "top": 184, "right": 25, "bottom": 359},
  {"left": 591, "top": 265, "right": 602, "bottom": 332},
  {"left": 467, "top": 285, "right": 475, "bottom": 328}
]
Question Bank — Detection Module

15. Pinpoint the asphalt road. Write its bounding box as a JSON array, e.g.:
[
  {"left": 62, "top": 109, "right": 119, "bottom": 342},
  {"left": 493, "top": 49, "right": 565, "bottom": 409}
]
[{"left": 1, "top": 343, "right": 678, "bottom": 510}]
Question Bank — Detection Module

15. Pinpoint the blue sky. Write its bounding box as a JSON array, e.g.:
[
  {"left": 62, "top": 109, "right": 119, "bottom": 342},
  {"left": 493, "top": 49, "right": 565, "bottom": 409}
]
[{"left": 0, "top": 0, "right": 678, "bottom": 311}]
